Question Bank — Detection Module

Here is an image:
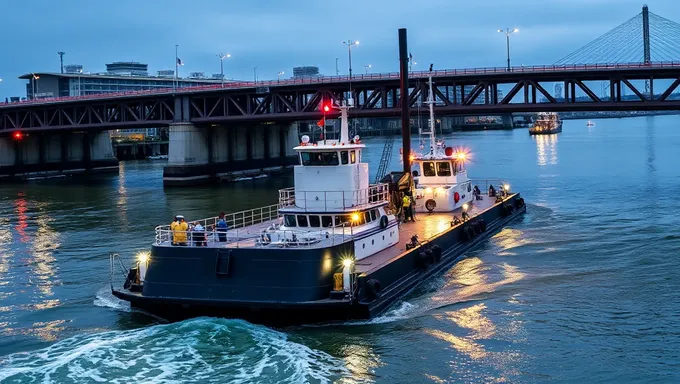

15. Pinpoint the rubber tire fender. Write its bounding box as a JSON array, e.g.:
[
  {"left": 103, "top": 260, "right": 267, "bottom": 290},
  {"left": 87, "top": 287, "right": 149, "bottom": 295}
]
[
  {"left": 379, "top": 215, "right": 389, "bottom": 229},
  {"left": 365, "top": 279, "right": 382, "bottom": 300}
]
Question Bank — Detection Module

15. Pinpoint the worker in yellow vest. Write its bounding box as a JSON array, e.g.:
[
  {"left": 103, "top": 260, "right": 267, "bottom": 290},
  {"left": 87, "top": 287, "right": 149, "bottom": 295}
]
[
  {"left": 402, "top": 193, "right": 414, "bottom": 222},
  {"left": 171, "top": 215, "right": 188, "bottom": 245}
]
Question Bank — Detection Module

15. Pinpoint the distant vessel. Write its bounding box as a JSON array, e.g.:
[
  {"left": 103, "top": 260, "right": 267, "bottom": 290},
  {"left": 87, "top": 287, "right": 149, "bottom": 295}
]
[
  {"left": 529, "top": 112, "right": 563, "bottom": 135},
  {"left": 586, "top": 120, "right": 596, "bottom": 127},
  {"left": 147, "top": 155, "right": 168, "bottom": 160}
]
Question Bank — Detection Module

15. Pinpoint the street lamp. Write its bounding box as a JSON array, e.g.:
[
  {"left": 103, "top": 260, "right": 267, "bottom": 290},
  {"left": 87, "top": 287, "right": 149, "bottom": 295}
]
[
  {"left": 31, "top": 73, "right": 40, "bottom": 100},
  {"left": 335, "top": 58, "right": 339, "bottom": 76},
  {"left": 217, "top": 53, "right": 231, "bottom": 87},
  {"left": 342, "top": 40, "right": 359, "bottom": 78},
  {"left": 364, "top": 64, "right": 371, "bottom": 74},
  {"left": 278, "top": 71, "right": 284, "bottom": 82},
  {"left": 498, "top": 28, "right": 519, "bottom": 71},
  {"left": 253, "top": 67, "right": 258, "bottom": 83}
]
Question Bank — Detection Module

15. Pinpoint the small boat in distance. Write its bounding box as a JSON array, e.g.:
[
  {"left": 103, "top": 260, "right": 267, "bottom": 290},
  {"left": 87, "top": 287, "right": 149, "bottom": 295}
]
[
  {"left": 529, "top": 112, "right": 563, "bottom": 135},
  {"left": 586, "top": 120, "right": 596, "bottom": 127},
  {"left": 147, "top": 154, "right": 168, "bottom": 160}
]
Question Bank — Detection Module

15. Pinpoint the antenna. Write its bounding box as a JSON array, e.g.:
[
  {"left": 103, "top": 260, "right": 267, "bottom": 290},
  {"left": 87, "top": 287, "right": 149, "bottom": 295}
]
[{"left": 426, "top": 65, "right": 436, "bottom": 156}]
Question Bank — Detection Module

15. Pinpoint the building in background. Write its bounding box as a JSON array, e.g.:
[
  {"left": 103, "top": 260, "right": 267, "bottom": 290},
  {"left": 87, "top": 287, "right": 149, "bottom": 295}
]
[
  {"left": 19, "top": 61, "right": 232, "bottom": 140},
  {"left": 293, "top": 66, "right": 320, "bottom": 79}
]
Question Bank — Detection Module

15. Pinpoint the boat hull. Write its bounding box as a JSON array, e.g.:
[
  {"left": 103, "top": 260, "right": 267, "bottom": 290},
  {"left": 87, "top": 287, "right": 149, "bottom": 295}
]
[{"left": 112, "top": 194, "right": 526, "bottom": 325}]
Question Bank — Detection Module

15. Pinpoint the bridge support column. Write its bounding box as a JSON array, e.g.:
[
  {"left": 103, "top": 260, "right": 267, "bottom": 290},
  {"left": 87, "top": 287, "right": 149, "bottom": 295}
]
[
  {"left": 0, "top": 131, "right": 117, "bottom": 182},
  {"left": 163, "top": 122, "right": 299, "bottom": 187}
]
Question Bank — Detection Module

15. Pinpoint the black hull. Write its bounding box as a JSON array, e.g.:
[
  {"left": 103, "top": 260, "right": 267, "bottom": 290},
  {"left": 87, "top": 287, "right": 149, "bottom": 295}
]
[{"left": 112, "top": 195, "right": 526, "bottom": 326}]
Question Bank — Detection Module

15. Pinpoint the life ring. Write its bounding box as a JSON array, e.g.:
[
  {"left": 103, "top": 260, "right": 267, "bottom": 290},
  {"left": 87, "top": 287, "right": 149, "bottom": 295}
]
[
  {"left": 425, "top": 199, "right": 436, "bottom": 212},
  {"left": 454, "top": 192, "right": 460, "bottom": 203},
  {"left": 379, "top": 215, "right": 389, "bottom": 229},
  {"left": 366, "top": 279, "right": 381, "bottom": 300}
]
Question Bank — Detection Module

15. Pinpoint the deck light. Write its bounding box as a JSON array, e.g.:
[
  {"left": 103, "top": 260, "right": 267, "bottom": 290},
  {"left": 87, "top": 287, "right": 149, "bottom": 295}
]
[
  {"left": 503, "top": 184, "right": 510, "bottom": 192},
  {"left": 137, "top": 251, "right": 150, "bottom": 263},
  {"left": 351, "top": 213, "right": 360, "bottom": 222},
  {"left": 457, "top": 152, "right": 466, "bottom": 160},
  {"left": 342, "top": 258, "right": 353, "bottom": 268},
  {"left": 462, "top": 203, "right": 469, "bottom": 212}
]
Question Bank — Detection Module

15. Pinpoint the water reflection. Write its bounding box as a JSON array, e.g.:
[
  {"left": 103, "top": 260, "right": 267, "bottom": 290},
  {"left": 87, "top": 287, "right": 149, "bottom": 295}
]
[
  {"left": 341, "top": 343, "right": 382, "bottom": 382},
  {"left": 534, "top": 134, "right": 559, "bottom": 166},
  {"left": 30, "top": 204, "right": 60, "bottom": 297},
  {"left": 117, "top": 162, "right": 129, "bottom": 227},
  {"left": 14, "top": 193, "right": 30, "bottom": 244}
]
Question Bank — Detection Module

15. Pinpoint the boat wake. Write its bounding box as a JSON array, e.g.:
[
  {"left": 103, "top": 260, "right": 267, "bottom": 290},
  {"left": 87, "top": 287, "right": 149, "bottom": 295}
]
[
  {"left": 0, "top": 318, "right": 350, "bottom": 384},
  {"left": 93, "top": 286, "right": 130, "bottom": 312}
]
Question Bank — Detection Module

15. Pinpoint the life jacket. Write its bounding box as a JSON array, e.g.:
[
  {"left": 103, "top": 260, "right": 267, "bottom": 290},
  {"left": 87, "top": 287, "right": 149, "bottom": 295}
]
[
  {"left": 173, "top": 221, "right": 188, "bottom": 243},
  {"left": 402, "top": 195, "right": 411, "bottom": 208}
]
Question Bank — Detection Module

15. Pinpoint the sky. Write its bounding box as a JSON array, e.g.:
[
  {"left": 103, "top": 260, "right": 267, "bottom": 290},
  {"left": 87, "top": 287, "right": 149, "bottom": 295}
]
[{"left": 0, "top": 0, "right": 679, "bottom": 97}]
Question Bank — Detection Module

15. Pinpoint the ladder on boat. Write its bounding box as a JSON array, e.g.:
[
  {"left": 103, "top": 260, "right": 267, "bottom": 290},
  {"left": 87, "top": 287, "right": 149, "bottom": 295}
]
[{"left": 374, "top": 137, "right": 394, "bottom": 183}]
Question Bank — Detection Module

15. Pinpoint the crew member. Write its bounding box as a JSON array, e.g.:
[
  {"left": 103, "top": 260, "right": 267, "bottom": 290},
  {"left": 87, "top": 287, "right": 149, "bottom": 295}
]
[
  {"left": 402, "top": 193, "right": 414, "bottom": 222},
  {"left": 172, "top": 215, "right": 188, "bottom": 246},
  {"left": 215, "top": 212, "right": 228, "bottom": 242}
]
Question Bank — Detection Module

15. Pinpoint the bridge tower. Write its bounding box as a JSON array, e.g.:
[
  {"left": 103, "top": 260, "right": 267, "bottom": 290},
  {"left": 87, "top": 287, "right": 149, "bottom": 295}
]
[{"left": 642, "top": 5, "right": 651, "bottom": 95}]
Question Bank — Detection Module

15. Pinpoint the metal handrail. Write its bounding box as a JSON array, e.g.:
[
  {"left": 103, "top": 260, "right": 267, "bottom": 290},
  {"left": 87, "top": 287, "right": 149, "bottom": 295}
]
[
  {"left": 278, "top": 183, "right": 390, "bottom": 211},
  {"left": 4, "top": 61, "right": 680, "bottom": 108}
]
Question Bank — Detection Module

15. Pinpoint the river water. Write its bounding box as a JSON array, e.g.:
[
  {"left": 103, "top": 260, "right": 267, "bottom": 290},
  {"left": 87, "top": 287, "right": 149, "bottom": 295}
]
[{"left": 1, "top": 116, "right": 679, "bottom": 383}]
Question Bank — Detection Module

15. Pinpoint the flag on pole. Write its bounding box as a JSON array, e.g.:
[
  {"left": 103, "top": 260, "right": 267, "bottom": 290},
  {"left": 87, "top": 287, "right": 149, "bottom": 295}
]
[{"left": 176, "top": 57, "right": 184, "bottom": 66}]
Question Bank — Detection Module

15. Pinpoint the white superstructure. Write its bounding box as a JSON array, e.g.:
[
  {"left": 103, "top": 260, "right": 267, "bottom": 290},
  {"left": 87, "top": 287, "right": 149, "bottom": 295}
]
[{"left": 411, "top": 74, "right": 473, "bottom": 213}]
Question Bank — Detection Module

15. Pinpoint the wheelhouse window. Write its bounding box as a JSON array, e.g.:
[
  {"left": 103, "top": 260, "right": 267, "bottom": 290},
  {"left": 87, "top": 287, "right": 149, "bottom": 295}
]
[
  {"left": 297, "top": 215, "right": 308, "bottom": 227},
  {"left": 309, "top": 215, "right": 321, "bottom": 227},
  {"left": 321, "top": 215, "right": 333, "bottom": 227},
  {"left": 370, "top": 209, "right": 378, "bottom": 221},
  {"left": 423, "top": 162, "right": 436, "bottom": 177},
  {"left": 350, "top": 151, "right": 356, "bottom": 164},
  {"left": 364, "top": 211, "right": 371, "bottom": 223},
  {"left": 436, "top": 161, "right": 452, "bottom": 176},
  {"left": 300, "top": 151, "right": 339, "bottom": 166},
  {"left": 340, "top": 151, "right": 348, "bottom": 165},
  {"left": 284, "top": 214, "right": 296, "bottom": 227}
]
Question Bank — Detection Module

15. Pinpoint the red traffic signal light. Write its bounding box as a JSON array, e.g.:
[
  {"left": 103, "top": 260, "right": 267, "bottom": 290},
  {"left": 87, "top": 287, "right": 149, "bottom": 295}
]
[
  {"left": 323, "top": 105, "right": 330, "bottom": 112},
  {"left": 13, "top": 132, "right": 23, "bottom": 140}
]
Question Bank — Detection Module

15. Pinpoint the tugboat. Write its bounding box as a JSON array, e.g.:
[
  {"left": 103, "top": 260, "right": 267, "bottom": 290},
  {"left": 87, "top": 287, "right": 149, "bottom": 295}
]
[
  {"left": 529, "top": 112, "right": 563, "bottom": 135},
  {"left": 109, "top": 33, "right": 527, "bottom": 325},
  {"left": 411, "top": 74, "right": 473, "bottom": 213}
]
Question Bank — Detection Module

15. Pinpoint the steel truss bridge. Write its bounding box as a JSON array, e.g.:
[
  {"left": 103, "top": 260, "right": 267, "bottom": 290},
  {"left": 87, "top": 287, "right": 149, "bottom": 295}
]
[
  {"left": 4, "top": 5, "right": 680, "bottom": 133},
  {"left": 2, "top": 62, "right": 680, "bottom": 132}
]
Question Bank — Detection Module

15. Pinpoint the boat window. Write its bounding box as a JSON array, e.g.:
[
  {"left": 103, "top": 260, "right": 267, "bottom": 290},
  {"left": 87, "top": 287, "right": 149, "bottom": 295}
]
[
  {"left": 423, "top": 162, "right": 436, "bottom": 177},
  {"left": 437, "top": 161, "right": 452, "bottom": 176},
  {"left": 334, "top": 216, "right": 341, "bottom": 226},
  {"left": 300, "top": 151, "right": 339, "bottom": 166},
  {"left": 337, "top": 215, "right": 353, "bottom": 226},
  {"left": 309, "top": 215, "right": 321, "bottom": 227},
  {"left": 350, "top": 151, "right": 356, "bottom": 164},
  {"left": 321, "top": 215, "right": 333, "bottom": 227},
  {"left": 340, "top": 151, "right": 348, "bottom": 165},
  {"left": 364, "top": 211, "right": 371, "bottom": 223},
  {"left": 370, "top": 209, "right": 378, "bottom": 221},
  {"left": 297, "top": 215, "right": 308, "bottom": 227},
  {"left": 284, "top": 214, "right": 296, "bottom": 227}
]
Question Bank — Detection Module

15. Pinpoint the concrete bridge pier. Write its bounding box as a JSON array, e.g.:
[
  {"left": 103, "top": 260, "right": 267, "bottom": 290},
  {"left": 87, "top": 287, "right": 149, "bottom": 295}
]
[
  {"left": 0, "top": 131, "right": 118, "bottom": 181},
  {"left": 162, "top": 122, "right": 299, "bottom": 187}
]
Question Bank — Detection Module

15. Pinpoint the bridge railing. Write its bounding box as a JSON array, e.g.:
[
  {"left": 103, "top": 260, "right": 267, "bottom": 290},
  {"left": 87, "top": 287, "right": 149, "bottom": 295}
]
[{"left": 4, "top": 61, "right": 680, "bottom": 108}]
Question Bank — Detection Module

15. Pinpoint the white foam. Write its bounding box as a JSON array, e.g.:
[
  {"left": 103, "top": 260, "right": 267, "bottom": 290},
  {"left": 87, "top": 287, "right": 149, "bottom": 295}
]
[
  {"left": 93, "top": 286, "right": 130, "bottom": 312},
  {"left": 0, "top": 318, "right": 351, "bottom": 384}
]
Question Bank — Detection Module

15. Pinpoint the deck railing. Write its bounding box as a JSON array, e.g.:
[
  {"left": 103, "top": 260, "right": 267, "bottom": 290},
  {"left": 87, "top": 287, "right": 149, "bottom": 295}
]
[
  {"left": 154, "top": 204, "right": 280, "bottom": 245},
  {"left": 278, "top": 183, "right": 390, "bottom": 211}
]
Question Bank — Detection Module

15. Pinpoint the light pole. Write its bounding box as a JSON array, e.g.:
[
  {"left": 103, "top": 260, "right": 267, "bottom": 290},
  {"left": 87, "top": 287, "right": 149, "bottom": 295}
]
[
  {"left": 335, "top": 58, "right": 339, "bottom": 76},
  {"left": 31, "top": 73, "right": 40, "bottom": 100},
  {"left": 342, "top": 40, "right": 359, "bottom": 78},
  {"left": 253, "top": 67, "right": 258, "bottom": 83},
  {"left": 408, "top": 53, "right": 417, "bottom": 72},
  {"left": 498, "top": 28, "right": 519, "bottom": 71},
  {"left": 217, "top": 53, "right": 231, "bottom": 87},
  {"left": 364, "top": 64, "right": 371, "bottom": 74},
  {"left": 278, "top": 71, "right": 284, "bottom": 82},
  {"left": 57, "top": 52, "right": 65, "bottom": 73}
]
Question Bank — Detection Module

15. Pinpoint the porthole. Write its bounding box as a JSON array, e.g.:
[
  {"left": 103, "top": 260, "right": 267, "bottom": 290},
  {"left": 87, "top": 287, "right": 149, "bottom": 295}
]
[
  {"left": 383, "top": 235, "right": 385, "bottom": 240},
  {"left": 372, "top": 239, "right": 375, "bottom": 245},
  {"left": 363, "top": 243, "right": 366, "bottom": 249}
]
